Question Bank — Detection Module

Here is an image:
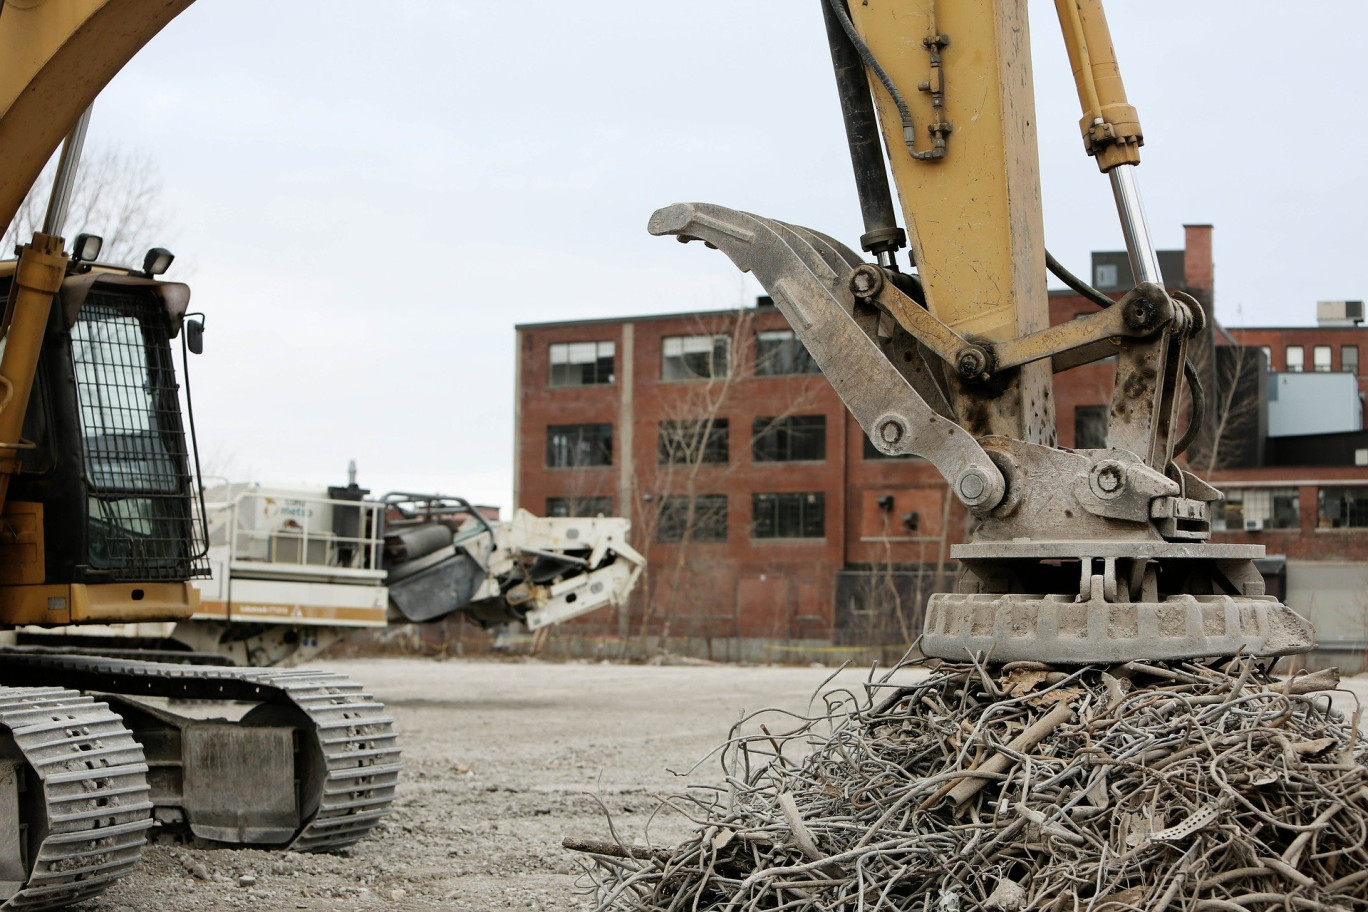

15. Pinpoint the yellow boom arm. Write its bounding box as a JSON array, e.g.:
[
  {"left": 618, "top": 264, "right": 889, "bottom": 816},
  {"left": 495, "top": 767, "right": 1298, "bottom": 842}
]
[{"left": 0, "top": 0, "right": 195, "bottom": 234}]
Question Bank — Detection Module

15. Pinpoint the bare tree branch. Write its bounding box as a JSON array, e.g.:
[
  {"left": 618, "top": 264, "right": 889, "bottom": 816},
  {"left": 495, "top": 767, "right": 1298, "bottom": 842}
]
[
  {"left": 2, "top": 144, "right": 171, "bottom": 265},
  {"left": 1187, "top": 342, "right": 1262, "bottom": 473},
  {"left": 633, "top": 309, "right": 826, "bottom": 654}
]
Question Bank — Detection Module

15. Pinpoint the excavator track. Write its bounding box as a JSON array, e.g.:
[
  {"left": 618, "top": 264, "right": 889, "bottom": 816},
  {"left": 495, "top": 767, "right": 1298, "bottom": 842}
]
[
  {"left": 0, "top": 655, "right": 400, "bottom": 854},
  {"left": 0, "top": 686, "right": 152, "bottom": 912}
]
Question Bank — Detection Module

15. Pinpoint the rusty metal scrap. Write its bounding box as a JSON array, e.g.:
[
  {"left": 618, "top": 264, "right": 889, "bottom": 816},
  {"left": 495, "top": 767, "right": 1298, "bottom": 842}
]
[{"left": 569, "top": 659, "right": 1368, "bottom": 911}]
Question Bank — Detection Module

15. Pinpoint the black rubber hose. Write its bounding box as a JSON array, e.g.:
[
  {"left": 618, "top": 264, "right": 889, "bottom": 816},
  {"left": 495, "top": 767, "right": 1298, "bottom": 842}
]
[
  {"left": 1173, "top": 358, "right": 1205, "bottom": 458},
  {"left": 1046, "top": 249, "right": 1115, "bottom": 310},
  {"left": 822, "top": 0, "right": 919, "bottom": 156},
  {"left": 820, "top": 0, "right": 905, "bottom": 258}
]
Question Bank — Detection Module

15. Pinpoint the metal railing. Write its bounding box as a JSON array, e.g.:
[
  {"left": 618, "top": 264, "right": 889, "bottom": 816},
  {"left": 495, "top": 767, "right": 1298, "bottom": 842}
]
[{"left": 204, "top": 488, "right": 387, "bottom": 577}]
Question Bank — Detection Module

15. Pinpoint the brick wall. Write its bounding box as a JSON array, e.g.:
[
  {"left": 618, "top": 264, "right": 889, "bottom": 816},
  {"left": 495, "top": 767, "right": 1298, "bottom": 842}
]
[{"left": 516, "top": 308, "right": 967, "bottom": 646}]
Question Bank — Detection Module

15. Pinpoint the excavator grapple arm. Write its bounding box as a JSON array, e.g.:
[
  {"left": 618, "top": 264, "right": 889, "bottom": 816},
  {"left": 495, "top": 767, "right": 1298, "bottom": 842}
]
[{"left": 655, "top": 1, "right": 1315, "bottom": 666}]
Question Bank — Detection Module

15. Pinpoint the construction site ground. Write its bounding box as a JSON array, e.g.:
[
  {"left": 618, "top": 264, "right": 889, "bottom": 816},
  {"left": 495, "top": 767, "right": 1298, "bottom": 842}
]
[{"left": 83, "top": 656, "right": 1368, "bottom": 912}]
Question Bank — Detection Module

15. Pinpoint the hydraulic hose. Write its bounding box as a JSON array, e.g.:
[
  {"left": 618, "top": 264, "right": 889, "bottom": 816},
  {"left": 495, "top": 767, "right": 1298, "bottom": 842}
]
[
  {"left": 822, "top": 0, "right": 921, "bottom": 159},
  {"left": 820, "top": 0, "right": 905, "bottom": 260},
  {"left": 1045, "top": 249, "right": 1114, "bottom": 309},
  {"left": 1173, "top": 359, "right": 1205, "bottom": 458}
]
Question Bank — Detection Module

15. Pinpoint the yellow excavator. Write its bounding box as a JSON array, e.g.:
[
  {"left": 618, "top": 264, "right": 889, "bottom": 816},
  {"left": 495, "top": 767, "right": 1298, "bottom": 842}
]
[
  {"left": 0, "top": 0, "right": 1323, "bottom": 909},
  {"left": 654, "top": 0, "right": 1312, "bottom": 669}
]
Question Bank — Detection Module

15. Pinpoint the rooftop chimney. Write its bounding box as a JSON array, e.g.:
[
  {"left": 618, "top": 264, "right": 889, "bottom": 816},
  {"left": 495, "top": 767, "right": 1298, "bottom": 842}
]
[{"left": 1182, "top": 224, "right": 1213, "bottom": 293}]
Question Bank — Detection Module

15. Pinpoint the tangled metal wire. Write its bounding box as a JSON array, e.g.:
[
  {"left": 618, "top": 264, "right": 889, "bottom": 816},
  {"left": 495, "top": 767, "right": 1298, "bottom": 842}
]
[{"left": 568, "top": 658, "right": 1368, "bottom": 912}]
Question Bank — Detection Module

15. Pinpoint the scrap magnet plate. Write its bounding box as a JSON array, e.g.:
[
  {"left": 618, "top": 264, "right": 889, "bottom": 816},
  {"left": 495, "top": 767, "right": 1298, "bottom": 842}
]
[{"left": 922, "top": 591, "right": 1315, "bottom": 665}]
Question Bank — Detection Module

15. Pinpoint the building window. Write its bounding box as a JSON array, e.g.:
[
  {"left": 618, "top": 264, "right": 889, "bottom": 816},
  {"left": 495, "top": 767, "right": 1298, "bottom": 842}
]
[
  {"left": 752, "top": 492, "right": 825, "bottom": 539},
  {"left": 755, "top": 330, "right": 820, "bottom": 376},
  {"left": 546, "top": 423, "right": 612, "bottom": 467},
  {"left": 1074, "top": 404, "right": 1108, "bottom": 449},
  {"left": 1212, "top": 488, "right": 1299, "bottom": 531},
  {"left": 1094, "top": 263, "right": 1118, "bottom": 288},
  {"left": 1285, "top": 345, "right": 1304, "bottom": 372},
  {"left": 658, "top": 419, "right": 729, "bottom": 465},
  {"left": 1318, "top": 486, "right": 1368, "bottom": 528},
  {"left": 1258, "top": 346, "right": 1272, "bottom": 368},
  {"left": 661, "top": 334, "right": 730, "bottom": 381},
  {"left": 1343, "top": 345, "right": 1359, "bottom": 375},
  {"left": 546, "top": 496, "right": 613, "bottom": 518},
  {"left": 549, "top": 341, "right": 614, "bottom": 387},
  {"left": 1314, "top": 345, "right": 1332, "bottom": 373},
  {"left": 657, "top": 495, "right": 727, "bottom": 543},
  {"left": 862, "top": 435, "right": 919, "bottom": 460},
  {"left": 752, "top": 415, "right": 826, "bottom": 462}
]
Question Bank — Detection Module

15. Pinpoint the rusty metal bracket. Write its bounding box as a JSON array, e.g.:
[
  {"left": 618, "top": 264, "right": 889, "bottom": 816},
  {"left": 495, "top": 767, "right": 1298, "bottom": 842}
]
[{"left": 649, "top": 202, "right": 1004, "bottom": 512}]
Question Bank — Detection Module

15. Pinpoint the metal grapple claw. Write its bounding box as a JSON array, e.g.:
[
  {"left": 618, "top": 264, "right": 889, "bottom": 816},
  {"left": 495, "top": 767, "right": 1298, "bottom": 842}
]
[{"left": 649, "top": 202, "right": 1004, "bottom": 512}]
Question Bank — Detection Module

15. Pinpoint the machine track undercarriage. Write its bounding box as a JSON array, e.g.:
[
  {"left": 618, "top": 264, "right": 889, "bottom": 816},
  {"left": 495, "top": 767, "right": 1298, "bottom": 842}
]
[{"left": 0, "top": 654, "right": 399, "bottom": 910}]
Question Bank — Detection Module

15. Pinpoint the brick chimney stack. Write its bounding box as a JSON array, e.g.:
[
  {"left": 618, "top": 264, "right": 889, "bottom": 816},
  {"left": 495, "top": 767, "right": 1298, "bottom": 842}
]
[{"left": 1183, "top": 224, "right": 1214, "bottom": 295}]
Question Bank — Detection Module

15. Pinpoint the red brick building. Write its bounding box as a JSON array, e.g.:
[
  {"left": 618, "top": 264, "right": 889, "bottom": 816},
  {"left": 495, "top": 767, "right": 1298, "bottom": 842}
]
[
  {"left": 515, "top": 304, "right": 966, "bottom": 659},
  {"left": 515, "top": 225, "right": 1368, "bottom": 665}
]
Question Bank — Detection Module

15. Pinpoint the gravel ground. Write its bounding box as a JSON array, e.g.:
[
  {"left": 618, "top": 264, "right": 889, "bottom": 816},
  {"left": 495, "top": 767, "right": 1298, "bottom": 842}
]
[
  {"left": 85, "top": 657, "right": 888, "bottom": 912},
  {"left": 81, "top": 657, "right": 1368, "bottom": 912}
]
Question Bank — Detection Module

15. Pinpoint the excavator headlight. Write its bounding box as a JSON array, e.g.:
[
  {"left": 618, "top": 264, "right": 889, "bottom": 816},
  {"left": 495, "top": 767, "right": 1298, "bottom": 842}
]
[
  {"left": 142, "top": 247, "right": 174, "bottom": 276},
  {"left": 72, "top": 233, "right": 102, "bottom": 262}
]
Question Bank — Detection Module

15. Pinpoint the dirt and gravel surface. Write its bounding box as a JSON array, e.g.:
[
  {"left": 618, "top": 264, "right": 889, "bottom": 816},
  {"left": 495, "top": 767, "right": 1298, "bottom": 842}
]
[
  {"left": 81, "top": 657, "right": 1368, "bottom": 912},
  {"left": 84, "top": 657, "right": 888, "bottom": 912}
]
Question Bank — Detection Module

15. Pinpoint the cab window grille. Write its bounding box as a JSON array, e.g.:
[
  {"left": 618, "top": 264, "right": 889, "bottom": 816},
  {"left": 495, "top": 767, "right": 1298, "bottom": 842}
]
[{"left": 71, "top": 291, "right": 208, "bottom": 579}]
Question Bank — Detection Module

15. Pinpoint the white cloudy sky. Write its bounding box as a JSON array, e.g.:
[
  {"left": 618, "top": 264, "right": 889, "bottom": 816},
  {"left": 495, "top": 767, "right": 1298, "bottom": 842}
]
[{"left": 73, "top": 1, "right": 1367, "bottom": 512}]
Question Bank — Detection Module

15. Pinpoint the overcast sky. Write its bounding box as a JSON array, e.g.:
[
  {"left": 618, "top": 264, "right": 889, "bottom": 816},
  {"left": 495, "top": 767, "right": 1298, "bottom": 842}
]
[{"left": 76, "top": 1, "right": 1367, "bottom": 513}]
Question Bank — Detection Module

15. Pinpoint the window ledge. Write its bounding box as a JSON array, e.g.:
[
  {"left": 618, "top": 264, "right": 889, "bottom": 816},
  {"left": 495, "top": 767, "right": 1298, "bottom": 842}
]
[
  {"left": 751, "top": 459, "right": 828, "bottom": 466},
  {"left": 749, "top": 537, "right": 827, "bottom": 545},
  {"left": 654, "top": 540, "right": 729, "bottom": 546},
  {"left": 1213, "top": 529, "right": 1300, "bottom": 534},
  {"left": 1314, "top": 527, "right": 1368, "bottom": 533},
  {"left": 545, "top": 464, "right": 614, "bottom": 471},
  {"left": 657, "top": 462, "right": 731, "bottom": 468}
]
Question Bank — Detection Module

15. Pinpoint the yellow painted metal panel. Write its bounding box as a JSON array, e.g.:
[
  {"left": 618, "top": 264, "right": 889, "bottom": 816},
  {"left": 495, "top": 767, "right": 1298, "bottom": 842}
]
[
  {"left": 0, "top": 0, "right": 196, "bottom": 232},
  {"left": 0, "top": 581, "right": 193, "bottom": 625},
  {"left": 0, "top": 502, "right": 43, "bottom": 586},
  {"left": 0, "top": 583, "right": 70, "bottom": 625},
  {"left": 849, "top": 0, "right": 1054, "bottom": 444},
  {"left": 73, "top": 581, "right": 198, "bottom": 621}
]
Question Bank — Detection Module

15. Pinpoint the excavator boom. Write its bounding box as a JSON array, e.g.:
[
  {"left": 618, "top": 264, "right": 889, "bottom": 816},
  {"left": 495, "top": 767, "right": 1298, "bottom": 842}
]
[
  {"left": 0, "top": 0, "right": 195, "bottom": 235},
  {"left": 654, "top": 0, "right": 1315, "bottom": 666}
]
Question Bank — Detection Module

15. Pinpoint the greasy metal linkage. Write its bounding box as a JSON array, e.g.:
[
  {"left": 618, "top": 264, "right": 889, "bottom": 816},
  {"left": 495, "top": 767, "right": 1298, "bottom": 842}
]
[{"left": 848, "top": 264, "right": 1183, "bottom": 382}]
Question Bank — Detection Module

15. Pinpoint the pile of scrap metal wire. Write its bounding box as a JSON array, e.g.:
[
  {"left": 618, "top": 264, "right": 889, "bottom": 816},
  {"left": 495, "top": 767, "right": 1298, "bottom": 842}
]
[{"left": 568, "top": 658, "right": 1368, "bottom": 912}]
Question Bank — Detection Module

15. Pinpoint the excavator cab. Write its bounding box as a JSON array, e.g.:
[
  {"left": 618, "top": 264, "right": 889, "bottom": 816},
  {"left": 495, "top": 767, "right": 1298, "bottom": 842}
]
[{"left": 0, "top": 259, "right": 206, "bottom": 628}]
